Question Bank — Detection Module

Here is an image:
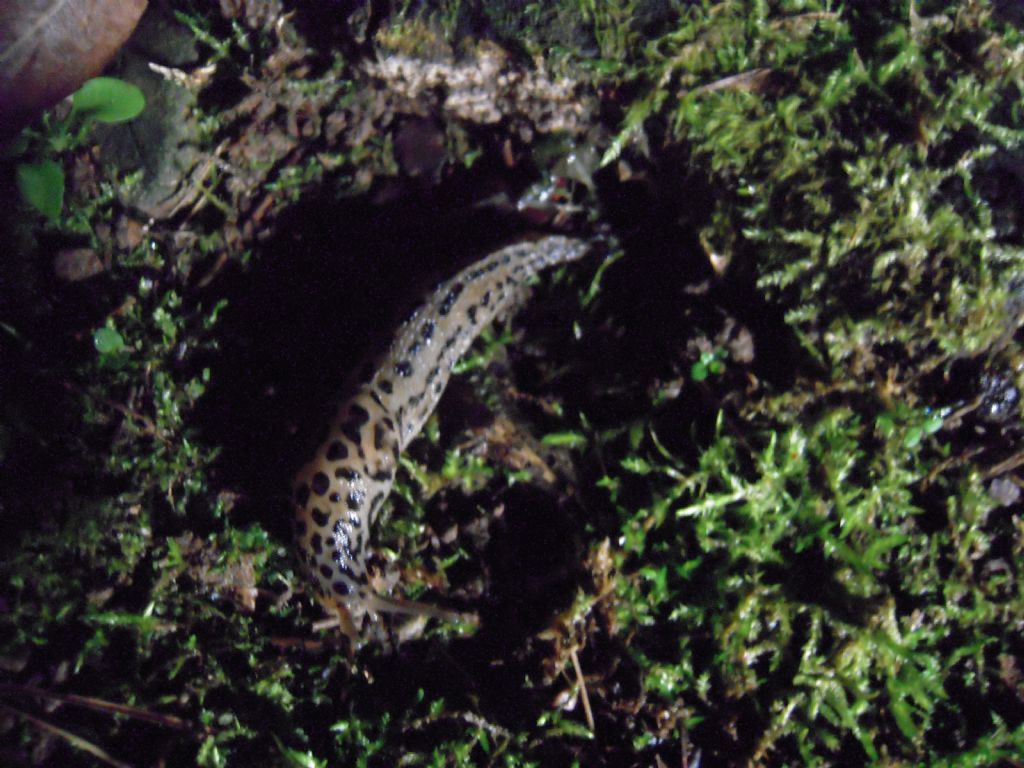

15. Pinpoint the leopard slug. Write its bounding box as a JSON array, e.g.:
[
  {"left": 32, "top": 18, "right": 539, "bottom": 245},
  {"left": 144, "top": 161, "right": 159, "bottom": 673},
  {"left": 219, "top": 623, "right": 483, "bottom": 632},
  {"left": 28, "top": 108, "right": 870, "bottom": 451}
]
[{"left": 292, "top": 235, "right": 589, "bottom": 638}]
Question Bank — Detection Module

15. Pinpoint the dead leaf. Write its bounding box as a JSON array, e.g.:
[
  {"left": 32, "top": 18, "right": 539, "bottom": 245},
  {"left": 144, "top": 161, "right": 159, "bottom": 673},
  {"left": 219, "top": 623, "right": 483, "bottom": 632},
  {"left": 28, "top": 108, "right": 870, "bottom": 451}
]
[
  {"left": 54, "top": 247, "right": 106, "bottom": 281},
  {"left": 0, "top": 0, "right": 148, "bottom": 140}
]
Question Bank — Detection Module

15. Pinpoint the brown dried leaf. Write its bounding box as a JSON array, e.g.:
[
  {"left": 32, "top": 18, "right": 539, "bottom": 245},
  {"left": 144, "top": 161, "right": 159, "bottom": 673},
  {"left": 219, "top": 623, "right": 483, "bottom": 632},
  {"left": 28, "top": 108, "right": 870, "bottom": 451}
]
[
  {"left": 53, "top": 247, "right": 106, "bottom": 281},
  {"left": 0, "top": 0, "right": 148, "bottom": 139}
]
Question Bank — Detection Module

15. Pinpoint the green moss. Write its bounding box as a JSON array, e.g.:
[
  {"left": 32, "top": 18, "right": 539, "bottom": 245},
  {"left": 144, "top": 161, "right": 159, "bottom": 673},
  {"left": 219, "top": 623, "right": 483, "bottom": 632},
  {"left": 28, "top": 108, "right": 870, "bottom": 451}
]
[
  {"left": 609, "top": 0, "right": 1024, "bottom": 373},
  {"left": 603, "top": 399, "right": 1018, "bottom": 762}
]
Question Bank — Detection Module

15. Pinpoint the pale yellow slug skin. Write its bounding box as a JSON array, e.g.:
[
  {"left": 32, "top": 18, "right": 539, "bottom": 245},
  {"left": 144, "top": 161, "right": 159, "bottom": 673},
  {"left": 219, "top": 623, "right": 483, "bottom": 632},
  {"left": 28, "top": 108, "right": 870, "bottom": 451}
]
[{"left": 292, "top": 235, "right": 590, "bottom": 638}]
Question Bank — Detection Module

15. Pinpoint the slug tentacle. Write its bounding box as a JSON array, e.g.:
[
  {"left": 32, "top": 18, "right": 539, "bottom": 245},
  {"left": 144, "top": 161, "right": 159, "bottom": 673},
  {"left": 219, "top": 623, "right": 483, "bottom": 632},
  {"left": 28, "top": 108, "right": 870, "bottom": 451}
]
[{"left": 293, "top": 234, "right": 590, "bottom": 640}]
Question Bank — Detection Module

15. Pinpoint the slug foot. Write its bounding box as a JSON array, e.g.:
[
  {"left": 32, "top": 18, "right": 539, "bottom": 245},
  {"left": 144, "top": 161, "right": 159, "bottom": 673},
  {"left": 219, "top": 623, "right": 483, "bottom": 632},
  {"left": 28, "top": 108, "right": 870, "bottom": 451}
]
[{"left": 312, "top": 588, "right": 478, "bottom": 647}]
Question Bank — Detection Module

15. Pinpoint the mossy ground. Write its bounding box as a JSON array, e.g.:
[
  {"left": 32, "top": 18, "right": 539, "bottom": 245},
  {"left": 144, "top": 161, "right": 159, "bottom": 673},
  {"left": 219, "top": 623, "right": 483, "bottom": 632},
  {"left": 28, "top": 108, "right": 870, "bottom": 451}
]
[{"left": 2, "top": 1, "right": 1023, "bottom": 766}]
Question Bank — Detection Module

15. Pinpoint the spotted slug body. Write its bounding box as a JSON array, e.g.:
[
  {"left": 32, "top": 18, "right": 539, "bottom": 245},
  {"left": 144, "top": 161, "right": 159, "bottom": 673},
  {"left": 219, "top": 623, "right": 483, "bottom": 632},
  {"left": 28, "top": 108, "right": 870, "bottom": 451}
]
[{"left": 292, "top": 235, "right": 589, "bottom": 636}]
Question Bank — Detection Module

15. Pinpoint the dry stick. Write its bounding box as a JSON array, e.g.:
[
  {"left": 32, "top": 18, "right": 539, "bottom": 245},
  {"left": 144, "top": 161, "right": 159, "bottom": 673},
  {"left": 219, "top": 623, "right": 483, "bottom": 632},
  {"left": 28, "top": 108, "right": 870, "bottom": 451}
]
[
  {"left": 0, "top": 683, "right": 194, "bottom": 732},
  {"left": 982, "top": 449, "right": 1024, "bottom": 480},
  {"left": 569, "top": 647, "right": 595, "bottom": 734},
  {"left": 0, "top": 701, "right": 133, "bottom": 768}
]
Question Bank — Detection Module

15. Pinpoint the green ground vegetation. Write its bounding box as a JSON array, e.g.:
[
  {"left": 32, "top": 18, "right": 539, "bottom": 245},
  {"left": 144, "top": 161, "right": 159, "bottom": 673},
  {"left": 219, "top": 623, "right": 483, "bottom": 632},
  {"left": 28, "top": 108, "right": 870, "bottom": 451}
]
[{"left": 1, "top": 1, "right": 1022, "bottom": 766}]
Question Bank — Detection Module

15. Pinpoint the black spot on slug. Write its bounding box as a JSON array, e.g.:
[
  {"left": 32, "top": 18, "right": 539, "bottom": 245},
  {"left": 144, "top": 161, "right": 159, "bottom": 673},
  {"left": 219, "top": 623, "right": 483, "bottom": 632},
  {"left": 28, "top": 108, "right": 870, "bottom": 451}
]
[
  {"left": 347, "top": 489, "right": 365, "bottom": 510},
  {"left": 481, "top": 290, "right": 491, "bottom": 307},
  {"left": 368, "top": 491, "right": 386, "bottom": 516},
  {"left": 329, "top": 492, "right": 341, "bottom": 503},
  {"left": 333, "top": 534, "right": 356, "bottom": 567},
  {"left": 334, "top": 555, "right": 358, "bottom": 581},
  {"left": 335, "top": 467, "right": 361, "bottom": 482},
  {"left": 441, "top": 328, "right": 462, "bottom": 354},
  {"left": 379, "top": 379, "right": 393, "bottom": 394},
  {"left": 326, "top": 441, "right": 349, "bottom": 461},
  {"left": 333, "top": 580, "right": 352, "bottom": 595},
  {"left": 311, "top": 533, "right": 323, "bottom": 554},
  {"left": 371, "top": 468, "right": 393, "bottom": 482},
  {"left": 350, "top": 404, "right": 370, "bottom": 423},
  {"left": 439, "top": 282, "right": 464, "bottom": 316},
  {"left": 395, "top": 360, "right": 413, "bottom": 377},
  {"left": 340, "top": 404, "right": 371, "bottom": 443},
  {"left": 467, "top": 305, "right": 478, "bottom": 323},
  {"left": 311, "top": 472, "right": 330, "bottom": 496},
  {"left": 421, "top": 320, "right": 435, "bottom": 341},
  {"left": 334, "top": 523, "right": 348, "bottom": 547},
  {"left": 311, "top": 508, "right": 329, "bottom": 527},
  {"left": 373, "top": 423, "right": 389, "bottom": 451},
  {"left": 319, "top": 564, "right": 332, "bottom": 579}
]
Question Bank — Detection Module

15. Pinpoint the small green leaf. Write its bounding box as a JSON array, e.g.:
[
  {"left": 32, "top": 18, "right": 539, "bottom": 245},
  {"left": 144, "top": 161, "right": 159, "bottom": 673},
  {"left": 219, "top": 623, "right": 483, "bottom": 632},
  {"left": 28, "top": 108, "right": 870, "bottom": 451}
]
[
  {"left": 72, "top": 77, "right": 145, "bottom": 123},
  {"left": 273, "top": 735, "right": 326, "bottom": 768},
  {"left": 543, "top": 716, "right": 594, "bottom": 740},
  {"left": 93, "top": 327, "right": 126, "bottom": 355},
  {"left": 620, "top": 456, "right": 653, "bottom": 475},
  {"left": 692, "top": 349, "right": 726, "bottom": 381},
  {"left": 84, "top": 611, "right": 165, "bottom": 636},
  {"left": 887, "top": 679, "right": 921, "bottom": 742},
  {"left": 16, "top": 160, "right": 64, "bottom": 222},
  {"left": 541, "top": 431, "right": 588, "bottom": 449}
]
